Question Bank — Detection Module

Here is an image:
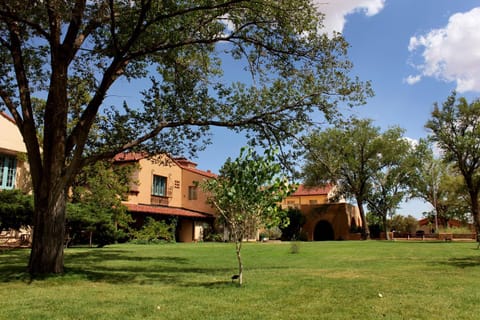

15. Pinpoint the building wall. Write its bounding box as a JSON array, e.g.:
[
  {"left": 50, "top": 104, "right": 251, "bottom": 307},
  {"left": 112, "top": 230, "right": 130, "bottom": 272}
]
[
  {"left": 0, "top": 113, "right": 30, "bottom": 192},
  {"left": 282, "top": 194, "right": 329, "bottom": 206},
  {"left": 180, "top": 168, "right": 215, "bottom": 215},
  {"left": 125, "top": 155, "right": 183, "bottom": 207},
  {"left": 301, "top": 203, "right": 362, "bottom": 241},
  {"left": 0, "top": 113, "right": 27, "bottom": 154}
]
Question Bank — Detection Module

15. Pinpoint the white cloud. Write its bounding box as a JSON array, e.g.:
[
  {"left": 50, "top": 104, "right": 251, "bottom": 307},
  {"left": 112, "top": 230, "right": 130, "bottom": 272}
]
[
  {"left": 312, "top": 0, "right": 385, "bottom": 34},
  {"left": 408, "top": 7, "right": 480, "bottom": 93},
  {"left": 404, "top": 75, "right": 422, "bottom": 85}
]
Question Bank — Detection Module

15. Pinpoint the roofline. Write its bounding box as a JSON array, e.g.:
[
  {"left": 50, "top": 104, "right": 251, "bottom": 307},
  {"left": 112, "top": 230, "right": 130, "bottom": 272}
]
[{"left": 0, "top": 111, "right": 17, "bottom": 125}]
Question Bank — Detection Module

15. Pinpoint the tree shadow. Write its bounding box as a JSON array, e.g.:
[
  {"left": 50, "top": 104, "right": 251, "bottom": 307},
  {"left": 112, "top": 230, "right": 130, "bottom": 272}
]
[{"left": 440, "top": 256, "right": 480, "bottom": 269}]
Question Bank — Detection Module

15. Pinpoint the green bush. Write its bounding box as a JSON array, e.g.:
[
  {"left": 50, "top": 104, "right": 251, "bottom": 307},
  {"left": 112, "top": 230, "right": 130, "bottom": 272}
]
[
  {"left": 132, "top": 217, "right": 176, "bottom": 243},
  {"left": 280, "top": 207, "right": 306, "bottom": 241},
  {"left": 0, "top": 189, "right": 33, "bottom": 232}
]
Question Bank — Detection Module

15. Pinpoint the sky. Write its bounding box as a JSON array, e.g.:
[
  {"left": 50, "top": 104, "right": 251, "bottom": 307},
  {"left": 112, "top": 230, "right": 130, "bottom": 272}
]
[{"left": 188, "top": 0, "right": 480, "bottom": 218}]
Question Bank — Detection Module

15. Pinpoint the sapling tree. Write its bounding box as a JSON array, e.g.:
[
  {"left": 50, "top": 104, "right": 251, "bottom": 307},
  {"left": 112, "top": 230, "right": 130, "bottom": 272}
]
[{"left": 202, "top": 147, "right": 295, "bottom": 285}]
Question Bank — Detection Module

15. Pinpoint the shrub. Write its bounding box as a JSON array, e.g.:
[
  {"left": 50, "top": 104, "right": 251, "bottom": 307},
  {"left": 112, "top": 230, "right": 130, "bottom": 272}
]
[
  {"left": 132, "top": 217, "right": 176, "bottom": 243},
  {"left": 280, "top": 207, "right": 306, "bottom": 241}
]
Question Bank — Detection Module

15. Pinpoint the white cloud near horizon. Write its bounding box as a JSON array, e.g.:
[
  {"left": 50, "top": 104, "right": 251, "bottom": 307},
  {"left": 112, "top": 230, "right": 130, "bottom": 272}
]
[
  {"left": 312, "top": 0, "right": 385, "bottom": 34},
  {"left": 407, "top": 7, "right": 480, "bottom": 93}
]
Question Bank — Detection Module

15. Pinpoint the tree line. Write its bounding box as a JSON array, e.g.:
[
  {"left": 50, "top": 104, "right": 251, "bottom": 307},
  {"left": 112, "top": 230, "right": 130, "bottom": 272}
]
[{"left": 302, "top": 92, "right": 480, "bottom": 240}]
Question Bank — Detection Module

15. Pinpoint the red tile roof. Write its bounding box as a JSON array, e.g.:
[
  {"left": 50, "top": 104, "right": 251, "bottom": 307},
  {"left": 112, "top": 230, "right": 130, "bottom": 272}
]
[
  {"left": 125, "top": 203, "right": 213, "bottom": 219},
  {"left": 0, "top": 111, "right": 16, "bottom": 124},
  {"left": 113, "top": 152, "right": 217, "bottom": 178},
  {"left": 178, "top": 165, "right": 217, "bottom": 178},
  {"left": 291, "top": 184, "right": 332, "bottom": 196}
]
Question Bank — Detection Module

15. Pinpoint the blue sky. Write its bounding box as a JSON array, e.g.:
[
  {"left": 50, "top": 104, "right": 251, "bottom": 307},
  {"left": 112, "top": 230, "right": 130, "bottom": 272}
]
[{"left": 189, "top": 0, "right": 480, "bottom": 218}]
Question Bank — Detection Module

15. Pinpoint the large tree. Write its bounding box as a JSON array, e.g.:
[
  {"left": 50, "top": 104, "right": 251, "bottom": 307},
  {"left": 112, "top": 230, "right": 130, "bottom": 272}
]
[
  {"left": 366, "top": 128, "right": 415, "bottom": 240},
  {"left": 201, "top": 147, "right": 294, "bottom": 285},
  {"left": 302, "top": 119, "right": 403, "bottom": 239},
  {"left": 426, "top": 93, "right": 480, "bottom": 235},
  {"left": 409, "top": 140, "right": 470, "bottom": 229},
  {"left": 0, "top": 1, "right": 370, "bottom": 274}
]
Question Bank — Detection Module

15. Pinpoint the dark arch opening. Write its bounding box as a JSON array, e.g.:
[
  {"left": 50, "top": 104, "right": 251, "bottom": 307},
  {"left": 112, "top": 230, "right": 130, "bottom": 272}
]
[{"left": 314, "top": 220, "right": 334, "bottom": 241}]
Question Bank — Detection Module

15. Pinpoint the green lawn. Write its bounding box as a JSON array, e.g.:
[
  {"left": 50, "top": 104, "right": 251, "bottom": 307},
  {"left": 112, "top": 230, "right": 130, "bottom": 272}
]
[{"left": 1, "top": 241, "right": 480, "bottom": 319}]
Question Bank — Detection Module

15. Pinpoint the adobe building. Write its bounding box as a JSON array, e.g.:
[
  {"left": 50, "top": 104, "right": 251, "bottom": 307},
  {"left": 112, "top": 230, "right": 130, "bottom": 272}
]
[
  {"left": 113, "top": 153, "right": 216, "bottom": 242},
  {"left": 281, "top": 185, "right": 362, "bottom": 241},
  {"left": 0, "top": 112, "right": 30, "bottom": 192}
]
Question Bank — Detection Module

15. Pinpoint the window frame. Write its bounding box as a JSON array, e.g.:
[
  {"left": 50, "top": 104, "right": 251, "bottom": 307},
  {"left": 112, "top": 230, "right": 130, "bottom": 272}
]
[
  {"left": 152, "top": 175, "right": 167, "bottom": 197},
  {"left": 0, "top": 154, "right": 17, "bottom": 190}
]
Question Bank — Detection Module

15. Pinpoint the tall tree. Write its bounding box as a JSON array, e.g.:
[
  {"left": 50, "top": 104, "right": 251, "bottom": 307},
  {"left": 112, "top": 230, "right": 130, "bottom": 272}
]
[
  {"left": 302, "top": 119, "right": 400, "bottom": 239},
  {"left": 66, "top": 160, "right": 134, "bottom": 247},
  {"left": 201, "top": 147, "right": 294, "bottom": 285},
  {"left": 408, "top": 140, "right": 470, "bottom": 229},
  {"left": 426, "top": 93, "right": 480, "bottom": 235},
  {"left": 366, "top": 128, "right": 415, "bottom": 240},
  {"left": 0, "top": 1, "right": 370, "bottom": 275}
]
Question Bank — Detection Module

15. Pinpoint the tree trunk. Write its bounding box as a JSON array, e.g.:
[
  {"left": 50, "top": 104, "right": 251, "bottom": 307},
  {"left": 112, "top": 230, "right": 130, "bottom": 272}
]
[
  {"left": 356, "top": 198, "right": 369, "bottom": 240},
  {"left": 382, "top": 214, "right": 390, "bottom": 240},
  {"left": 235, "top": 240, "right": 243, "bottom": 286},
  {"left": 470, "top": 191, "right": 480, "bottom": 241},
  {"left": 28, "top": 188, "right": 67, "bottom": 275},
  {"left": 28, "top": 56, "right": 70, "bottom": 275}
]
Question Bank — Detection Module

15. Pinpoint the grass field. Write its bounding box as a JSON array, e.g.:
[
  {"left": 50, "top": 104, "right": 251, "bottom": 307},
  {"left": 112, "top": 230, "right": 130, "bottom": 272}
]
[{"left": 1, "top": 241, "right": 480, "bottom": 319}]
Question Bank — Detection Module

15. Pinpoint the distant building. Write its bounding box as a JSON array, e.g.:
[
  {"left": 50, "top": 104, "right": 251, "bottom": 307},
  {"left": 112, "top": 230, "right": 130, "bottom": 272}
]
[
  {"left": 281, "top": 184, "right": 362, "bottom": 241},
  {"left": 114, "top": 153, "right": 216, "bottom": 242}
]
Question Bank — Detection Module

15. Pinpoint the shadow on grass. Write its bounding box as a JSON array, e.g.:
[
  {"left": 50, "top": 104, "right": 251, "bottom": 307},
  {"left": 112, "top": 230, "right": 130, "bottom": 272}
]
[
  {"left": 0, "top": 248, "right": 30, "bottom": 282},
  {"left": 441, "top": 256, "right": 480, "bottom": 268},
  {"left": 0, "top": 247, "right": 237, "bottom": 286}
]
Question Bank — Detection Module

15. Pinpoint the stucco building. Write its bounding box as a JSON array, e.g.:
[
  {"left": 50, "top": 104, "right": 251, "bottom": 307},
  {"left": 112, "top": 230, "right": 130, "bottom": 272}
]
[
  {"left": 281, "top": 185, "right": 362, "bottom": 241},
  {"left": 0, "top": 112, "right": 30, "bottom": 192},
  {"left": 114, "top": 152, "right": 216, "bottom": 242}
]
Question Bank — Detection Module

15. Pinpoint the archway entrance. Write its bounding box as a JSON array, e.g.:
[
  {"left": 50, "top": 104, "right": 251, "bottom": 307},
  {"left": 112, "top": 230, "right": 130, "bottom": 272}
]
[{"left": 314, "top": 220, "right": 334, "bottom": 241}]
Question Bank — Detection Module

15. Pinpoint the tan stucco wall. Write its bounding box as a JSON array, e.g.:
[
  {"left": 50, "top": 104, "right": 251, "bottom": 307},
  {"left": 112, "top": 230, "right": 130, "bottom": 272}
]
[
  {"left": 181, "top": 169, "right": 215, "bottom": 215},
  {"left": 282, "top": 194, "right": 329, "bottom": 206},
  {"left": 0, "top": 113, "right": 31, "bottom": 192},
  {"left": 301, "top": 203, "right": 362, "bottom": 241},
  {"left": 0, "top": 114, "right": 27, "bottom": 154},
  {"left": 125, "top": 155, "right": 183, "bottom": 206}
]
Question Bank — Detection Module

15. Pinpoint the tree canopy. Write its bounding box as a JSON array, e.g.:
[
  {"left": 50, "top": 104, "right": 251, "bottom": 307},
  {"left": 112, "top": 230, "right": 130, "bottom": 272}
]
[
  {"left": 426, "top": 92, "right": 480, "bottom": 235},
  {"left": 0, "top": 0, "right": 371, "bottom": 275},
  {"left": 302, "top": 119, "right": 413, "bottom": 239}
]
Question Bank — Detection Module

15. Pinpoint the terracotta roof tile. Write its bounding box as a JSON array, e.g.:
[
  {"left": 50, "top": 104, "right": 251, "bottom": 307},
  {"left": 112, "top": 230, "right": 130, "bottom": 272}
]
[{"left": 125, "top": 203, "right": 213, "bottom": 219}]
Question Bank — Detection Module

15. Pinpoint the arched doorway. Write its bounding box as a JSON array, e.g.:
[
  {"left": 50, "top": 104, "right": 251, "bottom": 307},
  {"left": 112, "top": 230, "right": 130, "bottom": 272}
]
[{"left": 314, "top": 220, "right": 334, "bottom": 241}]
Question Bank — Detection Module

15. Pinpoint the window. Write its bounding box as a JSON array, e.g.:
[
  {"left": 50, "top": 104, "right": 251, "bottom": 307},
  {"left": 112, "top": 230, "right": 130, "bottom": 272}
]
[
  {"left": 0, "top": 155, "right": 17, "bottom": 190},
  {"left": 188, "top": 186, "right": 198, "bottom": 200},
  {"left": 152, "top": 175, "right": 167, "bottom": 196},
  {"left": 309, "top": 199, "right": 318, "bottom": 205}
]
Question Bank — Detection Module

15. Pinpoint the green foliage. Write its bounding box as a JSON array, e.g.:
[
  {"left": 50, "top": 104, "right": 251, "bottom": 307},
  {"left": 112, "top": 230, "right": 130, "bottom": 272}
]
[
  {"left": 389, "top": 214, "right": 418, "bottom": 234},
  {"left": 201, "top": 146, "right": 295, "bottom": 284},
  {"left": 280, "top": 207, "right": 306, "bottom": 241},
  {"left": 0, "top": 190, "right": 33, "bottom": 232},
  {"left": 303, "top": 118, "right": 412, "bottom": 237},
  {"left": 202, "top": 147, "right": 295, "bottom": 242},
  {"left": 409, "top": 139, "right": 470, "bottom": 226},
  {"left": 426, "top": 93, "right": 480, "bottom": 233},
  {"left": 132, "top": 217, "right": 176, "bottom": 243},
  {"left": 66, "top": 161, "right": 134, "bottom": 247}
]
